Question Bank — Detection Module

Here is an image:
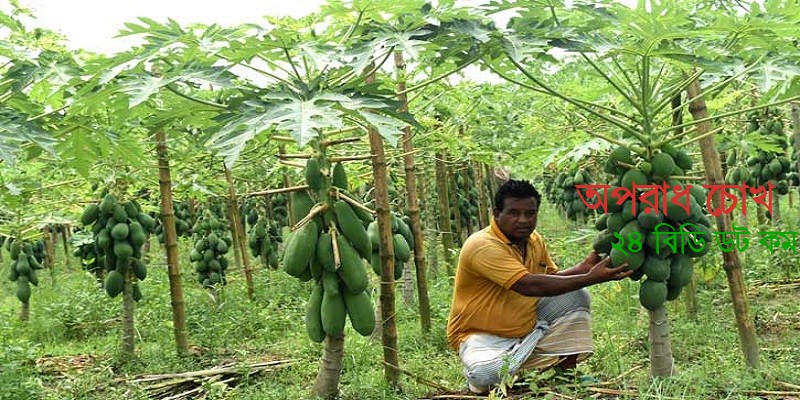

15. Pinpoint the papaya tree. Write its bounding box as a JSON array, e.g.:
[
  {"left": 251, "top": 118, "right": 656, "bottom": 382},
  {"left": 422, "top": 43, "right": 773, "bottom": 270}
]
[
  {"left": 80, "top": 188, "right": 155, "bottom": 354},
  {"left": 478, "top": 0, "right": 800, "bottom": 373},
  {"left": 0, "top": 171, "right": 48, "bottom": 322},
  {"left": 318, "top": 0, "right": 492, "bottom": 333},
  {"left": 100, "top": 10, "right": 412, "bottom": 397}
]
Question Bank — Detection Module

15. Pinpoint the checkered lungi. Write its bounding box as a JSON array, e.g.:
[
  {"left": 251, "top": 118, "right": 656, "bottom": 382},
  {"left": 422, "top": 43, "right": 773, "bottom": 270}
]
[{"left": 458, "top": 289, "right": 592, "bottom": 390}]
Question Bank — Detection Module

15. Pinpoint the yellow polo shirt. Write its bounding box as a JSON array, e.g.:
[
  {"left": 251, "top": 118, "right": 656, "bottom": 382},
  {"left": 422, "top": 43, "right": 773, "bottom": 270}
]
[{"left": 446, "top": 218, "right": 558, "bottom": 351}]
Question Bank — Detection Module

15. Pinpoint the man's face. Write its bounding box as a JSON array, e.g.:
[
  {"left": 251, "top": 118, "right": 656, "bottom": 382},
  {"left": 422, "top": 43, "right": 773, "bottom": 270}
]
[{"left": 494, "top": 197, "right": 539, "bottom": 243}]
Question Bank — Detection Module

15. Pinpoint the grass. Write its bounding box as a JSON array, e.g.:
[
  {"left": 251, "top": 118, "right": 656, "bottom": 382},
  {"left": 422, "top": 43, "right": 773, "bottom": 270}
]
[{"left": 1, "top": 199, "right": 799, "bottom": 399}]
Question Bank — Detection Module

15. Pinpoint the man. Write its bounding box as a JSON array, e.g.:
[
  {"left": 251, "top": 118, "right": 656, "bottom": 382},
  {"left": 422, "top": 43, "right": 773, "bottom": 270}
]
[{"left": 446, "top": 179, "right": 631, "bottom": 394}]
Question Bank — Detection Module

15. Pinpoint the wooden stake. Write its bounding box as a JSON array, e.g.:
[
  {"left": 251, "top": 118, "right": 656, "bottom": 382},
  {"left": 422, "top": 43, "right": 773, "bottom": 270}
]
[
  {"left": 246, "top": 185, "right": 309, "bottom": 197},
  {"left": 321, "top": 137, "right": 362, "bottom": 147},
  {"left": 328, "top": 154, "right": 375, "bottom": 162},
  {"left": 668, "top": 175, "right": 704, "bottom": 180},
  {"left": 331, "top": 228, "right": 341, "bottom": 270},
  {"left": 276, "top": 153, "right": 313, "bottom": 159},
  {"left": 335, "top": 190, "right": 376, "bottom": 216},
  {"left": 278, "top": 160, "right": 306, "bottom": 168},
  {"left": 322, "top": 126, "right": 361, "bottom": 136},
  {"left": 615, "top": 161, "right": 636, "bottom": 169},
  {"left": 292, "top": 203, "right": 328, "bottom": 231}
]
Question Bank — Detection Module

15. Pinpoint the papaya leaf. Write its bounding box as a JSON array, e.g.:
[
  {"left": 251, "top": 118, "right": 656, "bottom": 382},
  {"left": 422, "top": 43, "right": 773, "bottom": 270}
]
[
  {"left": 209, "top": 93, "right": 341, "bottom": 167},
  {"left": 117, "top": 73, "right": 179, "bottom": 108},
  {"left": 117, "top": 17, "right": 186, "bottom": 46},
  {"left": 563, "top": 137, "right": 609, "bottom": 163},
  {"left": 748, "top": 58, "right": 800, "bottom": 99},
  {"left": 379, "top": 30, "right": 430, "bottom": 61},
  {"left": 167, "top": 63, "right": 237, "bottom": 90},
  {"left": 56, "top": 131, "right": 97, "bottom": 177},
  {"left": 0, "top": 9, "right": 23, "bottom": 32},
  {"left": 743, "top": 132, "right": 786, "bottom": 155},
  {"left": 0, "top": 108, "right": 58, "bottom": 165},
  {"left": 209, "top": 87, "right": 412, "bottom": 167}
]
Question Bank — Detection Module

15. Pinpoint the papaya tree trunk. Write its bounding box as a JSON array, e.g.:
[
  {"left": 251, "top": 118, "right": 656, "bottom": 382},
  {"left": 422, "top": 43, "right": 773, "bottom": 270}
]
[
  {"left": 772, "top": 195, "right": 781, "bottom": 226},
  {"left": 648, "top": 306, "right": 675, "bottom": 377},
  {"left": 154, "top": 130, "right": 190, "bottom": 355},
  {"left": 121, "top": 270, "right": 136, "bottom": 355},
  {"left": 475, "top": 161, "right": 489, "bottom": 228},
  {"left": 43, "top": 227, "right": 56, "bottom": 285},
  {"left": 485, "top": 163, "right": 498, "bottom": 207},
  {"left": 367, "top": 69, "right": 400, "bottom": 389},
  {"left": 683, "top": 272, "right": 698, "bottom": 321},
  {"left": 420, "top": 166, "right": 440, "bottom": 279},
  {"left": 461, "top": 167, "right": 474, "bottom": 235},
  {"left": 142, "top": 236, "right": 151, "bottom": 264},
  {"left": 225, "top": 198, "right": 243, "bottom": 271},
  {"left": 756, "top": 204, "right": 766, "bottom": 226},
  {"left": 739, "top": 201, "right": 749, "bottom": 230},
  {"left": 435, "top": 154, "right": 454, "bottom": 275},
  {"left": 280, "top": 145, "right": 294, "bottom": 226},
  {"left": 401, "top": 265, "right": 414, "bottom": 305},
  {"left": 449, "top": 165, "right": 464, "bottom": 246},
  {"left": 466, "top": 166, "right": 478, "bottom": 233},
  {"left": 687, "top": 79, "right": 759, "bottom": 368},
  {"left": 372, "top": 293, "right": 383, "bottom": 340},
  {"left": 20, "top": 300, "right": 29, "bottom": 322},
  {"left": 312, "top": 333, "right": 345, "bottom": 399},
  {"left": 224, "top": 166, "right": 254, "bottom": 301},
  {"left": 395, "top": 51, "right": 431, "bottom": 327},
  {"left": 61, "top": 225, "right": 72, "bottom": 270}
]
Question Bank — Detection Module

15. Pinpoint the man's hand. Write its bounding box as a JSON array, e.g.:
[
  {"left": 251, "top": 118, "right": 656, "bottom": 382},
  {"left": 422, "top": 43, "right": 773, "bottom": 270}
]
[
  {"left": 511, "top": 253, "right": 634, "bottom": 297},
  {"left": 573, "top": 251, "right": 601, "bottom": 275},
  {"left": 585, "top": 256, "right": 633, "bottom": 283}
]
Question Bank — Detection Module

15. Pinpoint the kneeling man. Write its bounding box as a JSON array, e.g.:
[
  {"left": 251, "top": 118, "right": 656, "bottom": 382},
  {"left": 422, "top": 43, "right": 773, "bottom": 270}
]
[{"left": 446, "top": 179, "right": 631, "bottom": 394}]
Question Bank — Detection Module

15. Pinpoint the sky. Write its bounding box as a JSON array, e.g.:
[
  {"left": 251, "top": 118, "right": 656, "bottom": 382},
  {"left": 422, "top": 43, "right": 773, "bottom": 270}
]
[
  {"left": 12, "top": 0, "right": 647, "bottom": 56},
  {"left": 11, "top": 0, "right": 502, "bottom": 83},
  {"left": 15, "top": 0, "right": 330, "bottom": 54}
]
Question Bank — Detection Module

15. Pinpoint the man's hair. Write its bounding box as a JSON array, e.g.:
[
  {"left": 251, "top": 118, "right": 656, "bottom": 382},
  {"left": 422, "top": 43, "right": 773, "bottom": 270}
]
[{"left": 494, "top": 179, "right": 541, "bottom": 211}]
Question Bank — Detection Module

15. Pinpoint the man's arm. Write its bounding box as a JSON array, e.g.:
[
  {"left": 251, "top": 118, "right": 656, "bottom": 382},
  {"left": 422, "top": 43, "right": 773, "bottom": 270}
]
[
  {"left": 510, "top": 256, "right": 631, "bottom": 297},
  {"left": 554, "top": 251, "right": 600, "bottom": 276}
]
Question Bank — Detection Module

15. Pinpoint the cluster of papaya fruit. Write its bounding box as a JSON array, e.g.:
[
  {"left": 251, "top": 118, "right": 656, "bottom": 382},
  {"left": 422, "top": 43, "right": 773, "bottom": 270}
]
[
  {"left": 248, "top": 217, "right": 282, "bottom": 269},
  {"left": 81, "top": 194, "right": 155, "bottom": 301},
  {"left": 30, "top": 239, "right": 46, "bottom": 266},
  {"left": 189, "top": 209, "right": 231, "bottom": 288},
  {"left": 453, "top": 166, "right": 480, "bottom": 229},
  {"left": 543, "top": 169, "right": 596, "bottom": 221},
  {"left": 725, "top": 109, "right": 791, "bottom": 195},
  {"left": 6, "top": 239, "right": 45, "bottom": 303},
  {"left": 241, "top": 197, "right": 282, "bottom": 269},
  {"left": 242, "top": 197, "right": 261, "bottom": 227},
  {"left": 70, "top": 231, "right": 104, "bottom": 278},
  {"left": 271, "top": 194, "right": 289, "bottom": 227},
  {"left": 284, "top": 158, "right": 376, "bottom": 342},
  {"left": 367, "top": 212, "right": 412, "bottom": 279},
  {"left": 593, "top": 145, "right": 706, "bottom": 311},
  {"left": 155, "top": 201, "right": 193, "bottom": 243}
]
